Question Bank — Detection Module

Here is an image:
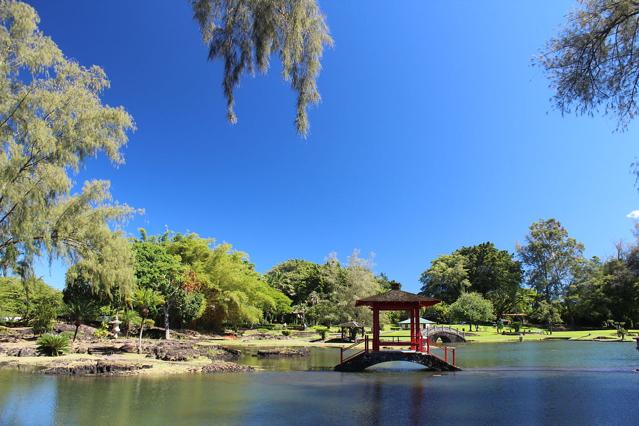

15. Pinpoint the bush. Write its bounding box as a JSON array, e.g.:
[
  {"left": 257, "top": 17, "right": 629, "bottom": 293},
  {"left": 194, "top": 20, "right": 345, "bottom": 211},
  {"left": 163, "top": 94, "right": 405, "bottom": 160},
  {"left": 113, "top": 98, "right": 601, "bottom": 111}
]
[
  {"left": 36, "top": 334, "right": 70, "bottom": 356},
  {"left": 94, "top": 322, "right": 110, "bottom": 339},
  {"left": 281, "top": 330, "right": 291, "bottom": 337},
  {"left": 59, "top": 331, "right": 75, "bottom": 340},
  {"left": 30, "top": 294, "right": 62, "bottom": 334},
  {"left": 314, "top": 326, "right": 328, "bottom": 340}
]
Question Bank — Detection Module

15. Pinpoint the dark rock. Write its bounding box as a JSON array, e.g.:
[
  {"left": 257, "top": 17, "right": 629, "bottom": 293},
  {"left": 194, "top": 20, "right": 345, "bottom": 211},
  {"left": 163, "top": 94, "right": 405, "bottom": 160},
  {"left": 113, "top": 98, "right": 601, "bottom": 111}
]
[
  {"left": 6, "top": 347, "right": 37, "bottom": 357},
  {"left": 41, "top": 361, "right": 153, "bottom": 376},
  {"left": 119, "top": 343, "right": 139, "bottom": 353},
  {"left": 256, "top": 347, "right": 309, "bottom": 358},
  {"left": 151, "top": 341, "right": 199, "bottom": 361},
  {"left": 201, "top": 361, "right": 253, "bottom": 373},
  {"left": 74, "top": 344, "right": 89, "bottom": 354}
]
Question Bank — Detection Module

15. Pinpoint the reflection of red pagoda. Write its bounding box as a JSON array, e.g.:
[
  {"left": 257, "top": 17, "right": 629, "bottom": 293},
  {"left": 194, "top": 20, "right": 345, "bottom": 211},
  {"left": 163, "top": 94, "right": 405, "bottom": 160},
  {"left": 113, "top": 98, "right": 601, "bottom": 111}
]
[{"left": 334, "top": 282, "right": 461, "bottom": 372}]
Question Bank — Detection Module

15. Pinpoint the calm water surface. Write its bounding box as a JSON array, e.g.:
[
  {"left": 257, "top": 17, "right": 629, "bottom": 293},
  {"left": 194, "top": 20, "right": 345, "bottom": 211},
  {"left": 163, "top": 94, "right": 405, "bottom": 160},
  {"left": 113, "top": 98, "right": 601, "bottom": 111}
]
[{"left": 1, "top": 341, "right": 638, "bottom": 425}]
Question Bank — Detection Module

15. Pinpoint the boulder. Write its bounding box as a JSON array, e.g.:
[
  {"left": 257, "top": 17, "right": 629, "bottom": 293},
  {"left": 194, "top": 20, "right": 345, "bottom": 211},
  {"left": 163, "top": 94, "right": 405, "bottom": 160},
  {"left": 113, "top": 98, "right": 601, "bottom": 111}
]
[
  {"left": 256, "top": 347, "right": 309, "bottom": 358},
  {"left": 6, "top": 347, "right": 37, "bottom": 357},
  {"left": 201, "top": 361, "right": 253, "bottom": 373},
  {"left": 151, "top": 341, "right": 199, "bottom": 361}
]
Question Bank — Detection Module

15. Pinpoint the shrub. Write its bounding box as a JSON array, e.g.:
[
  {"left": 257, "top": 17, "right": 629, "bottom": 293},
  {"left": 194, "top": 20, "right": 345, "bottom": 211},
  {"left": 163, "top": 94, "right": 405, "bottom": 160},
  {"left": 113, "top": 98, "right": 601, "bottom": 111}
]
[
  {"left": 281, "top": 330, "right": 291, "bottom": 337},
  {"left": 94, "top": 322, "right": 110, "bottom": 339},
  {"left": 36, "top": 334, "right": 70, "bottom": 356},
  {"left": 314, "top": 326, "right": 328, "bottom": 340},
  {"left": 30, "top": 294, "right": 62, "bottom": 334},
  {"left": 59, "top": 331, "right": 75, "bottom": 340}
]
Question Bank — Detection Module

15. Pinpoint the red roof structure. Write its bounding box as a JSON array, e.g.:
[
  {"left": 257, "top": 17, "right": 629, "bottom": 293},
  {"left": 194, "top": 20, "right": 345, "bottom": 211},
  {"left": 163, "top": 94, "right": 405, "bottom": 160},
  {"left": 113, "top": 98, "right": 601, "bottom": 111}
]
[{"left": 357, "top": 282, "right": 440, "bottom": 352}]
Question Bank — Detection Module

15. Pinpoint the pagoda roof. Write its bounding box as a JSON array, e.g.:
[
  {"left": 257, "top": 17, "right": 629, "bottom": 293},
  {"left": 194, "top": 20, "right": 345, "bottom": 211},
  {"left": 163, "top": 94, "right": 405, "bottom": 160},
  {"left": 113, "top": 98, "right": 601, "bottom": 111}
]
[{"left": 355, "top": 288, "right": 439, "bottom": 308}]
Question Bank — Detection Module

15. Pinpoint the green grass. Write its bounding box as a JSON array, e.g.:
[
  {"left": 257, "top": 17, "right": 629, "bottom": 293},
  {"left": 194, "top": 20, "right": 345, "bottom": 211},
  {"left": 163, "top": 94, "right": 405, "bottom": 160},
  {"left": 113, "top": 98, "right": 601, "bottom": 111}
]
[{"left": 380, "top": 325, "right": 638, "bottom": 343}]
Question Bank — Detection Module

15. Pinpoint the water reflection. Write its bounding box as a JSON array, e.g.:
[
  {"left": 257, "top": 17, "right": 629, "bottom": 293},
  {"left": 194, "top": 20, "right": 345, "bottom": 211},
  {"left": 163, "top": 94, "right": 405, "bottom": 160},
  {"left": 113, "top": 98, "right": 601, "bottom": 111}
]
[{"left": 1, "top": 342, "right": 638, "bottom": 425}]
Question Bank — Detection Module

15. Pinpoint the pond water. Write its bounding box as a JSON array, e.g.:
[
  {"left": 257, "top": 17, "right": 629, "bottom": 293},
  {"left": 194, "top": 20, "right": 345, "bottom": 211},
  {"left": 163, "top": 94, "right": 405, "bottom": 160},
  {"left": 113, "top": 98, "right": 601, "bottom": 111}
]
[{"left": 1, "top": 341, "right": 638, "bottom": 425}]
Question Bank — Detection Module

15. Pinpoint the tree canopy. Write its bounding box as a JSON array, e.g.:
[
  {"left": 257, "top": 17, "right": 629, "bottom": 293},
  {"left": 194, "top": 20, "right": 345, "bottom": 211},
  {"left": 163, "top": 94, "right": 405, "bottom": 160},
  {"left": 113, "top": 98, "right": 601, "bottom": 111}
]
[
  {"left": 540, "top": 0, "right": 639, "bottom": 129},
  {"left": 191, "top": 0, "right": 333, "bottom": 136},
  {"left": 0, "top": 1, "right": 135, "bottom": 298},
  {"left": 517, "top": 219, "right": 584, "bottom": 301}
]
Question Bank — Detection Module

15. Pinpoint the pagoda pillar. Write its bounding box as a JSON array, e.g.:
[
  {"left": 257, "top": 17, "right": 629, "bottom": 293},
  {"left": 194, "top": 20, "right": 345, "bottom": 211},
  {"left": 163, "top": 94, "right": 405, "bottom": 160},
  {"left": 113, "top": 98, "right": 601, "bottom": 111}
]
[{"left": 372, "top": 307, "right": 380, "bottom": 351}]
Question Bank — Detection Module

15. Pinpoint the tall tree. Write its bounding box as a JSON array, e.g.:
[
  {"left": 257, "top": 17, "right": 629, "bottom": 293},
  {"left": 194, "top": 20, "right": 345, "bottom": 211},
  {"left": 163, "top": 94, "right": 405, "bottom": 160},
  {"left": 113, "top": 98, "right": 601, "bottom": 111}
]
[
  {"left": 602, "top": 255, "right": 639, "bottom": 328},
  {"left": 63, "top": 265, "right": 102, "bottom": 342},
  {"left": 564, "top": 257, "right": 611, "bottom": 327},
  {"left": 132, "top": 235, "right": 187, "bottom": 339},
  {"left": 456, "top": 242, "right": 523, "bottom": 318},
  {"left": 419, "top": 253, "right": 471, "bottom": 304},
  {"left": 517, "top": 219, "right": 584, "bottom": 301},
  {"left": 191, "top": 0, "right": 333, "bottom": 136},
  {"left": 0, "top": 2, "right": 135, "bottom": 298}
]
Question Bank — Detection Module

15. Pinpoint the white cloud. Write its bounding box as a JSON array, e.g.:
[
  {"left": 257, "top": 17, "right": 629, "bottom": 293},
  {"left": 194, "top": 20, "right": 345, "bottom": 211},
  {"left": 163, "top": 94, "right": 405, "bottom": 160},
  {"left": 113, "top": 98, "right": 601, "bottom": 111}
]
[{"left": 627, "top": 210, "right": 639, "bottom": 219}]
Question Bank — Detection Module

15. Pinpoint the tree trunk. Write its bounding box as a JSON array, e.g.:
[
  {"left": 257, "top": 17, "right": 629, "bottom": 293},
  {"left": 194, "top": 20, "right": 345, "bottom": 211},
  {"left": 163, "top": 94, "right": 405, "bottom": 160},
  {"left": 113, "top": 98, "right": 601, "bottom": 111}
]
[
  {"left": 73, "top": 321, "right": 80, "bottom": 343},
  {"left": 164, "top": 302, "right": 170, "bottom": 340},
  {"left": 138, "top": 316, "right": 146, "bottom": 354}
]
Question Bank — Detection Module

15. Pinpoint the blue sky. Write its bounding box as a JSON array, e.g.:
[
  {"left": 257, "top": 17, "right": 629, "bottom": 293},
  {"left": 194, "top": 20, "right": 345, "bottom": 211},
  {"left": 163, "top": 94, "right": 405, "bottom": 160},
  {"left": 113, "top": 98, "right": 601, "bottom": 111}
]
[{"left": 29, "top": 0, "right": 639, "bottom": 292}]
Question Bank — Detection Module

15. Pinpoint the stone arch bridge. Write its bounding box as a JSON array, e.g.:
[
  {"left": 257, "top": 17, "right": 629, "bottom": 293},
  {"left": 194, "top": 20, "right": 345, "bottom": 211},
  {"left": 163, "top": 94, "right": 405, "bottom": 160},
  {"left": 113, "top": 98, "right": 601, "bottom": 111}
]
[{"left": 423, "top": 326, "right": 466, "bottom": 343}]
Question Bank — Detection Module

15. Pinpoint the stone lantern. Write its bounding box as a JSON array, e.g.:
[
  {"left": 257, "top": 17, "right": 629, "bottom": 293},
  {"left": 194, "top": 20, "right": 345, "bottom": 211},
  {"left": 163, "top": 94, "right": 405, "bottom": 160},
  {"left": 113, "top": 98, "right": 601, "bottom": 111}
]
[{"left": 110, "top": 315, "right": 122, "bottom": 339}]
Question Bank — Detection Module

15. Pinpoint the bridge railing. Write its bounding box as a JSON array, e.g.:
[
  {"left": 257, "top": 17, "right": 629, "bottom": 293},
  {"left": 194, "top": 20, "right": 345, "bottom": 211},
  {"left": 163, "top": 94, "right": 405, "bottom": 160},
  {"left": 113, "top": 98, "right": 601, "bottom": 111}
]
[
  {"left": 340, "top": 335, "right": 369, "bottom": 363},
  {"left": 422, "top": 325, "right": 465, "bottom": 339},
  {"left": 427, "top": 344, "right": 457, "bottom": 367}
]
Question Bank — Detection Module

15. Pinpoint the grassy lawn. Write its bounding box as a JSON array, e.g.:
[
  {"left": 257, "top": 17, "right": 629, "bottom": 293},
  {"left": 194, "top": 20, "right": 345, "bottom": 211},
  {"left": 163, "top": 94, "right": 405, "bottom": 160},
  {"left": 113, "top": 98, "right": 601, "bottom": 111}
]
[
  {"left": 380, "top": 325, "right": 639, "bottom": 343},
  {"left": 211, "top": 325, "right": 639, "bottom": 349}
]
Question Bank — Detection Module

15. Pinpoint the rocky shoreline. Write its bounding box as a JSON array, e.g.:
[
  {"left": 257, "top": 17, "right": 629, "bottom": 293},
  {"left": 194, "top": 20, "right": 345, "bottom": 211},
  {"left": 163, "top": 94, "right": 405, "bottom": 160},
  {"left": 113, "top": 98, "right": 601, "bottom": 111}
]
[{"left": 0, "top": 325, "right": 256, "bottom": 376}]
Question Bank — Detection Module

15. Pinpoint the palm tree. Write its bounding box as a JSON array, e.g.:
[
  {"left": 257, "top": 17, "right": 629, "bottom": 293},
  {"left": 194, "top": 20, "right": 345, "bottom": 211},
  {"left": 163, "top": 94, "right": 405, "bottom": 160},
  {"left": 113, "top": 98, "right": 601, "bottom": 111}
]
[
  {"left": 65, "top": 300, "right": 98, "bottom": 342},
  {"left": 133, "top": 288, "right": 164, "bottom": 353}
]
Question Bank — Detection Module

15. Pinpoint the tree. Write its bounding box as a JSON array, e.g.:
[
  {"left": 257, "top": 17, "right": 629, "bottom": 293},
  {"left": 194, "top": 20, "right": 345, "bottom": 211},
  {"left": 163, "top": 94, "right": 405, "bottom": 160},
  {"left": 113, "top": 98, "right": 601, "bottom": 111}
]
[
  {"left": 540, "top": 0, "right": 639, "bottom": 130},
  {"left": 333, "top": 250, "right": 382, "bottom": 325},
  {"left": 419, "top": 253, "right": 471, "bottom": 304},
  {"left": 517, "top": 219, "right": 584, "bottom": 301},
  {"left": 531, "top": 300, "right": 563, "bottom": 334},
  {"left": 449, "top": 292, "right": 495, "bottom": 331},
  {"left": 132, "top": 235, "right": 188, "bottom": 340},
  {"left": 0, "top": 2, "right": 135, "bottom": 298},
  {"left": 602, "top": 256, "right": 639, "bottom": 328},
  {"left": 63, "top": 264, "right": 102, "bottom": 342},
  {"left": 564, "top": 257, "right": 611, "bottom": 327},
  {"left": 0, "top": 276, "right": 59, "bottom": 322},
  {"left": 456, "top": 242, "right": 523, "bottom": 318},
  {"left": 191, "top": 0, "right": 333, "bottom": 136},
  {"left": 133, "top": 288, "right": 164, "bottom": 353},
  {"left": 265, "top": 259, "right": 323, "bottom": 306}
]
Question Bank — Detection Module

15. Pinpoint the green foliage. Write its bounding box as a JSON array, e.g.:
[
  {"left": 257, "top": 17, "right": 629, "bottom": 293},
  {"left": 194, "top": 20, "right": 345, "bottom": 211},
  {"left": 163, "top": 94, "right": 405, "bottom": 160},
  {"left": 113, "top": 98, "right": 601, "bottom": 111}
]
[
  {"left": 93, "top": 322, "right": 110, "bottom": 339},
  {"left": 30, "top": 292, "right": 62, "bottom": 334},
  {"left": 424, "top": 301, "right": 451, "bottom": 324},
  {"left": 449, "top": 293, "right": 495, "bottom": 329},
  {"left": 63, "top": 263, "right": 103, "bottom": 340},
  {"left": 133, "top": 288, "right": 165, "bottom": 320},
  {"left": 0, "top": 276, "right": 59, "bottom": 320},
  {"left": 540, "top": 0, "right": 639, "bottom": 129},
  {"left": 266, "top": 251, "right": 381, "bottom": 326},
  {"left": 455, "top": 243, "right": 523, "bottom": 318},
  {"left": 281, "top": 329, "right": 291, "bottom": 337},
  {"left": 313, "top": 325, "right": 328, "bottom": 340},
  {"left": 36, "top": 333, "right": 69, "bottom": 356},
  {"left": 531, "top": 300, "right": 563, "bottom": 333},
  {"left": 420, "top": 253, "right": 471, "bottom": 304},
  {"left": 0, "top": 2, "right": 136, "bottom": 298},
  {"left": 191, "top": 0, "right": 333, "bottom": 136},
  {"left": 517, "top": 219, "right": 584, "bottom": 301}
]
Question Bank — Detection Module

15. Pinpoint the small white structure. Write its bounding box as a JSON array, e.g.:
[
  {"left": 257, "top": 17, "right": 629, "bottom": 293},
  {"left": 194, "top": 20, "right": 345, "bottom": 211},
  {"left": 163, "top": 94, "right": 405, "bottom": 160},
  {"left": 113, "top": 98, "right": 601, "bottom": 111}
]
[{"left": 398, "top": 317, "right": 435, "bottom": 330}]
